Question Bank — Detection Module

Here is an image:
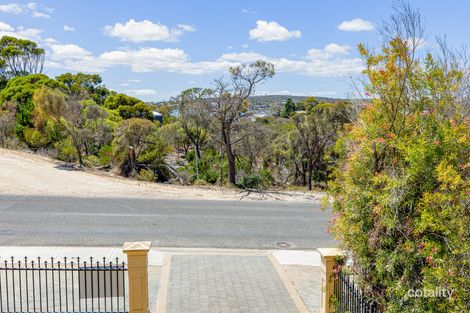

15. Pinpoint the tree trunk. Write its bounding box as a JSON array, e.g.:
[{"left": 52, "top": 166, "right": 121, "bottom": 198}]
[
  {"left": 307, "top": 154, "right": 313, "bottom": 191},
  {"left": 194, "top": 143, "right": 201, "bottom": 160},
  {"left": 71, "top": 136, "right": 83, "bottom": 166},
  {"left": 222, "top": 124, "right": 236, "bottom": 185},
  {"left": 301, "top": 161, "right": 307, "bottom": 186},
  {"left": 84, "top": 141, "right": 89, "bottom": 156},
  {"left": 226, "top": 145, "right": 236, "bottom": 185}
]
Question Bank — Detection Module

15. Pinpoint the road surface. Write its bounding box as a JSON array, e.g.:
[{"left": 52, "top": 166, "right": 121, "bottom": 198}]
[{"left": 0, "top": 195, "right": 335, "bottom": 249}]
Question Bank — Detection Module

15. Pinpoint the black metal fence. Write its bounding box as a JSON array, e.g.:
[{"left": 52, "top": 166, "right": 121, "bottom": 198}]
[
  {"left": 334, "top": 270, "right": 380, "bottom": 313},
  {"left": 0, "top": 256, "right": 128, "bottom": 313}
]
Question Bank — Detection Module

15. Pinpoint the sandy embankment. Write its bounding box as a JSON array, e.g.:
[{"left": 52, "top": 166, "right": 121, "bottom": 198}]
[{"left": 0, "top": 148, "right": 324, "bottom": 202}]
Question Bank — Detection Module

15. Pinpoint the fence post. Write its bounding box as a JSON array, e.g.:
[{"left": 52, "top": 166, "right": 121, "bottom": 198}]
[
  {"left": 123, "top": 241, "right": 152, "bottom": 313},
  {"left": 318, "top": 248, "right": 344, "bottom": 313}
]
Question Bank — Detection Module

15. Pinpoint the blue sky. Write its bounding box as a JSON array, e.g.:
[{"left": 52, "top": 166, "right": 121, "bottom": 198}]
[{"left": 1, "top": 0, "right": 469, "bottom": 101}]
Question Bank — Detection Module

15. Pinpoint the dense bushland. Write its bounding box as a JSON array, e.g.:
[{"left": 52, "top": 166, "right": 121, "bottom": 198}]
[{"left": 0, "top": 36, "right": 350, "bottom": 189}]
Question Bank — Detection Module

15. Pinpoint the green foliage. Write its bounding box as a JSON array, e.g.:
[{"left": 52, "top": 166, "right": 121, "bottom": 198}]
[
  {"left": 280, "top": 98, "right": 296, "bottom": 118},
  {"left": 56, "top": 72, "right": 109, "bottom": 104},
  {"left": 117, "top": 102, "right": 153, "bottom": 120},
  {"left": 0, "top": 74, "right": 59, "bottom": 136},
  {"left": 97, "top": 144, "right": 113, "bottom": 166},
  {"left": 104, "top": 93, "right": 141, "bottom": 110},
  {"left": 0, "top": 36, "right": 45, "bottom": 79},
  {"left": 104, "top": 93, "right": 154, "bottom": 120},
  {"left": 330, "top": 37, "right": 470, "bottom": 312},
  {"left": 54, "top": 137, "right": 77, "bottom": 162},
  {"left": 296, "top": 96, "right": 318, "bottom": 111},
  {"left": 237, "top": 173, "right": 263, "bottom": 189},
  {"left": 236, "top": 169, "right": 273, "bottom": 189},
  {"left": 136, "top": 169, "right": 156, "bottom": 182},
  {"left": 23, "top": 127, "right": 50, "bottom": 149}
]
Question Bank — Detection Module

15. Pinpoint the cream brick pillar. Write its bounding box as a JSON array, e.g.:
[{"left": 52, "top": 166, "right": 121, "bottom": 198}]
[
  {"left": 318, "top": 248, "right": 344, "bottom": 313},
  {"left": 123, "top": 241, "right": 152, "bottom": 313}
]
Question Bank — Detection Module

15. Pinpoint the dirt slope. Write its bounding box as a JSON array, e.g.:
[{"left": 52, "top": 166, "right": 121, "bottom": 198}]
[{"left": 0, "top": 149, "right": 323, "bottom": 202}]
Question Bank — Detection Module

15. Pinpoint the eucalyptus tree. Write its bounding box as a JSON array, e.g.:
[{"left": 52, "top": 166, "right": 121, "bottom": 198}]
[
  {"left": 291, "top": 103, "right": 340, "bottom": 190},
  {"left": 174, "top": 88, "right": 209, "bottom": 160},
  {"left": 203, "top": 60, "right": 275, "bottom": 185},
  {"left": 0, "top": 36, "right": 45, "bottom": 79}
]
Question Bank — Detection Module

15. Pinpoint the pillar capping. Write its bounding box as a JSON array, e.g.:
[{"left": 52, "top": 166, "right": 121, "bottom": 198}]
[
  {"left": 318, "top": 248, "right": 345, "bottom": 259},
  {"left": 123, "top": 241, "right": 152, "bottom": 252}
]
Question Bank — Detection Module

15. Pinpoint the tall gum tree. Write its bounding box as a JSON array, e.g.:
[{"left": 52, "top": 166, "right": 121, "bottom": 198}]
[{"left": 204, "top": 60, "right": 275, "bottom": 185}]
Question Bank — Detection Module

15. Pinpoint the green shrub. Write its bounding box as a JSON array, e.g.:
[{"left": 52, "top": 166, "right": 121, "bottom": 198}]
[
  {"left": 204, "top": 170, "right": 220, "bottom": 184},
  {"left": 23, "top": 127, "right": 50, "bottom": 149},
  {"left": 97, "top": 144, "right": 113, "bottom": 166},
  {"left": 237, "top": 173, "right": 264, "bottom": 189},
  {"left": 54, "top": 138, "right": 77, "bottom": 162},
  {"left": 136, "top": 169, "right": 156, "bottom": 182},
  {"left": 330, "top": 37, "right": 470, "bottom": 312}
]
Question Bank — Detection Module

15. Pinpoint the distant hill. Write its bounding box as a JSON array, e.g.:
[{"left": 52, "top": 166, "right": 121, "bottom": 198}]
[
  {"left": 150, "top": 94, "right": 346, "bottom": 116},
  {"left": 249, "top": 95, "right": 342, "bottom": 106},
  {"left": 248, "top": 95, "right": 344, "bottom": 116}
]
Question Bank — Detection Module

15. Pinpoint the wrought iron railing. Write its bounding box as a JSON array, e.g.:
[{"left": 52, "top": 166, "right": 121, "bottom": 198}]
[
  {"left": 0, "top": 256, "right": 128, "bottom": 313},
  {"left": 334, "top": 270, "right": 380, "bottom": 313}
]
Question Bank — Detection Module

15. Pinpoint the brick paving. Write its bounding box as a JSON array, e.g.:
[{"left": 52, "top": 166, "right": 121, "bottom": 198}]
[{"left": 167, "top": 255, "right": 299, "bottom": 313}]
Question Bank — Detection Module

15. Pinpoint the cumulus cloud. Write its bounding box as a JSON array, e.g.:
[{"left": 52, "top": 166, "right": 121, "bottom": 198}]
[
  {"left": 49, "top": 44, "right": 92, "bottom": 60},
  {"left": 249, "top": 20, "right": 301, "bottom": 42},
  {"left": 103, "top": 19, "right": 195, "bottom": 42},
  {"left": 0, "top": 3, "right": 22, "bottom": 13},
  {"left": 338, "top": 18, "right": 374, "bottom": 31},
  {"left": 0, "top": 21, "right": 14, "bottom": 32},
  {"left": 0, "top": 23, "right": 43, "bottom": 41},
  {"left": 125, "top": 89, "right": 157, "bottom": 96},
  {"left": 307, "top": 43, "right": 351, "bottom": 59},
  {"left": 46, "top": 42, "right": 362, "bottom": 77},
  {"left": 63, "top": 25, "right": 75, "bottom": 32},
  {"left": 0, "top": 2, "right": 53, "bottom": 18}
]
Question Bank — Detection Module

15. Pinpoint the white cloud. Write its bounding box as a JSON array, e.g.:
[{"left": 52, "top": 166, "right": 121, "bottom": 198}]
[
  {"left": 128, "top": 79, "right": 141, "bottom": 83},
  {"left": 25, "top": 2, "right": 37, "bottom": 10},
  {"left": 176, "top": 24, "right": 196, "bottom": 33},
  {"left": 241, "top": 8, "right": 259, "bottom": 15},
  {"left": 0, "top": 21, "right": 14, "bottom": 32},
  {"left": 0, "top": 25, "right": 43, "bottom": 41},
  {"left": 125, "top": 89, "right": 157, "bottom": 96},
  {"left": 63, "top": 25, "right": 75, "bottom": 32},
  {"left": 241, "top": 43, "right": 248, "bottom": 48},
  {"left": 219, "top": 52, "right": 265, "bottom": 63},
  {"left": 249, "top": 20, "right": 301, "bottom": 42},
  {"left": 0, "top": 3, "right": 23, "bottom": 13},
  {"left": 104, "top": 19, "right": 195, "bottom": 42},
  {"left": 338, "top": 18, "right": 374, "bottom": 32},
  {"left": 0, "top": 2, "right": 53, "bottom": 18},
  {"left": 219, "top": 44, "right": 362, "bottom": 77},
  {"left": 50, "top": 44, "right": 92, "bottom": 60},
  {"left": 32, "top": 11, "right": 50, "bottom": 18},
  {"left": 43, "top": 37, "right": 58, "bottom": 44},
  {"left": 307, "top": 43, "right": 351, "bottom": 59},
  {"left": 46, "top": 42, "right": 362, "bottom": 77}
]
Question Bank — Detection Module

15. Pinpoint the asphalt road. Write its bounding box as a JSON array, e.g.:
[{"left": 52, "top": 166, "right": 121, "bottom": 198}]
[{"left": 0, "top": 195, "right": 335, "bottom": 249}]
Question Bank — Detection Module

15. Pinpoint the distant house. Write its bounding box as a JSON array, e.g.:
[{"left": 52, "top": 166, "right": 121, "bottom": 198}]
[{"left": 152, "top": 111, "right": 163, "bottom": 124}]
